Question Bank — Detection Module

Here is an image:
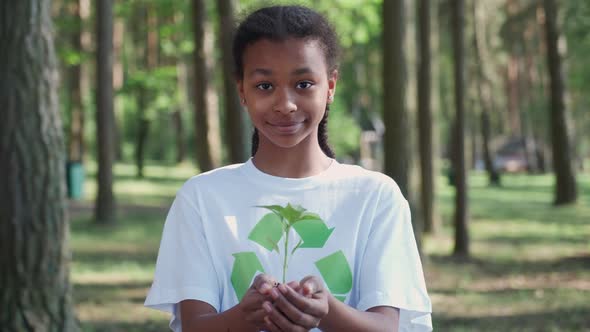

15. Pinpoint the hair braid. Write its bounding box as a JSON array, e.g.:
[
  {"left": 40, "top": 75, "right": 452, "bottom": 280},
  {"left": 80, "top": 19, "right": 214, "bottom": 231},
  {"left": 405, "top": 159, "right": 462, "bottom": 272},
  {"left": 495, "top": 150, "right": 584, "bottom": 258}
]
[{"left": 318, "top": 107, "right": 335, "bottom": 158}]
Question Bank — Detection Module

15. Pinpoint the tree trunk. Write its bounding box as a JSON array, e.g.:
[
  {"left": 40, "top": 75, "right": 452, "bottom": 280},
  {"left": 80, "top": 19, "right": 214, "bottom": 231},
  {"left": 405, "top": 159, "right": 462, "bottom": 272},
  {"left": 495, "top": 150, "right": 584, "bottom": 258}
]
[
  {"left": 95, "top": 0, "right": 116, "bottom": 223},
  {"left": 204, "top": 18, "right": 223, "bottom": 168},
  {"left": 543, "top": 0, "right": 577, "bottom": 205},
  {"left": 417, "top": 0, "right": 438, "bottom": 234},
  {"left": 472, "top": 0, "right": 500, "bottom": 186},
  {"left": 451, "top": 0, "right": 469, "bottom": 257},
  {"left": 0, "top": 1, "right": 78, "bottom": 330},
  {"left": 135, "top": 5, "right": 157, "bottom": 178},
  {"left": 382, "top": 0, "right": 409, "bottom": 196},
  {"left": 192, "top": 0, "right": 214, "bottom": 172},
  {"left": 68, "top": 0, "right": 84, "bottom": 163},
  {"left": 218, "top": 0, "right": 249, "bottom": 163}
]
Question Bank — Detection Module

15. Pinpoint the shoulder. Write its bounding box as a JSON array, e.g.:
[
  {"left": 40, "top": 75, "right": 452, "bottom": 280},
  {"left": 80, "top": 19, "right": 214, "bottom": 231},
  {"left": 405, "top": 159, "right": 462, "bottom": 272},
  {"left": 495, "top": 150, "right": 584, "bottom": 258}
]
[
  {"left": 176, "top": 162, "right": 245, "bottom": 198},
  {"left": 334, "top": 162, "right": 405, "bottom": 199}
]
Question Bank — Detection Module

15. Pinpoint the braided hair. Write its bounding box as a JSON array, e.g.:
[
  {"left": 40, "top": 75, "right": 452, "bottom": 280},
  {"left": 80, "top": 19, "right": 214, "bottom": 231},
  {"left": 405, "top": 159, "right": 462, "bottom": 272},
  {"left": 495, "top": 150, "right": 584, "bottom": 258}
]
[{"left": 233, "top": 5, "right": 340, "bottom": 158}]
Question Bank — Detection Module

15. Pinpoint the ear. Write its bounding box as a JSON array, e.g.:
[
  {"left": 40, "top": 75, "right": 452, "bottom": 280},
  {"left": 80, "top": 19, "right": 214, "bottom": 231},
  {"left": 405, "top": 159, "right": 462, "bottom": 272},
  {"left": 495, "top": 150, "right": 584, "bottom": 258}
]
[
  {"left": 327, "top": 69, "right": 339, "bottom": 104},
  {"left": 237, "top": 80, "right": 246, "bottom": 106}
]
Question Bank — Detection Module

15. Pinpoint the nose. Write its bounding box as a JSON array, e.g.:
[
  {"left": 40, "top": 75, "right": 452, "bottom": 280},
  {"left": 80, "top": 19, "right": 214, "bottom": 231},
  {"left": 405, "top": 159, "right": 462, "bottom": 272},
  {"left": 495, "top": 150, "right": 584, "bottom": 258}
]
[{"left": 274, "top": 88, "right": 297, "bottom": 114}]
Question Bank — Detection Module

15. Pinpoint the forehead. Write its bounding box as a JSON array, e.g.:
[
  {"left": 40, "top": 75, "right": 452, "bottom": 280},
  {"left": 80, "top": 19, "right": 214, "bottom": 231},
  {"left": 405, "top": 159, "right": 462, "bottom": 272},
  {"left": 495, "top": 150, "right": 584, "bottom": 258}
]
[{"left": 242, "top": 38, "right": 328, "bottom": 75}]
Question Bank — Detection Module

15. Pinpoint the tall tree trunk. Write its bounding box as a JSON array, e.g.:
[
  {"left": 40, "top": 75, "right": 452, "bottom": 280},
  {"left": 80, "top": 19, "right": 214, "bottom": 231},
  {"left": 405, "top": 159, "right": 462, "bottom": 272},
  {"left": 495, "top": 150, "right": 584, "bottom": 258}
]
[
  {"left": 218, "top": 0, "right": 249, "bottom": 163},
  {"left": 204, "top": 17, "right": 223, "bottom": 168},
  {"left": 191, "top": 0, "right": 214, "bottom": 172},
  {"left": 543, "top": 0, "right": 577, "bottom": 205},
  {"left": 68, "top": 0, "right": 84, "bottom": 163},
  {"left": 417, "top": 0, "right": 438, "bottom": 234},
  {"left": 0, "top": 1, "right": 78, "bottom": 330},
  {"left": 472, "top": 0, "right": 500, "bottom": 186},
  {"left": 451, "top": 0, "right": 469, "bottom": 257},
  {"left": 112, "top": 18, "right": 124, "bottom": 161},
  {"left": 135, "top": 5, "right": 157, "bottom": 178},
  {"left": 95, "top": 0, "right": 116, "bottom": 223},
  {"left": 383, "top": 0, "right": 409, "bottom": 196}
]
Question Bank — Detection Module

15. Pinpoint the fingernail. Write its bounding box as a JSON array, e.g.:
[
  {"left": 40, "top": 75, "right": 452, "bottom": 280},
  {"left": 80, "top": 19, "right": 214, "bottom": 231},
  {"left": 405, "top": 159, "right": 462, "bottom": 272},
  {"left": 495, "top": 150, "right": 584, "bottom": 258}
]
[
  {"left": 263, "top": 302, "right": 272, "bottom": 313},
  {"left": 260, "top": 283, "right": 271, "bottom": 293}
]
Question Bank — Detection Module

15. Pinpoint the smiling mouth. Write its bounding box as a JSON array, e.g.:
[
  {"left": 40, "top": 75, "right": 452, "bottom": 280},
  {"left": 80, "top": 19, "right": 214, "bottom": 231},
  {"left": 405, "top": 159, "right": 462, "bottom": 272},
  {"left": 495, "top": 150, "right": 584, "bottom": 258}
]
[{"left": 268, "top": 121, "right": 304, "bottom": 134}]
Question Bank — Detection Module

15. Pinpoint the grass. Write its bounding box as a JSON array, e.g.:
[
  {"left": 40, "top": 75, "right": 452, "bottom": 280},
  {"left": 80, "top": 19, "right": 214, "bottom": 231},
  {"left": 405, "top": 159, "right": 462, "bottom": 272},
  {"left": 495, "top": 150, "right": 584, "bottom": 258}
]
[{"left": 70, "top": 162, "right": 590, "bottom": 331}]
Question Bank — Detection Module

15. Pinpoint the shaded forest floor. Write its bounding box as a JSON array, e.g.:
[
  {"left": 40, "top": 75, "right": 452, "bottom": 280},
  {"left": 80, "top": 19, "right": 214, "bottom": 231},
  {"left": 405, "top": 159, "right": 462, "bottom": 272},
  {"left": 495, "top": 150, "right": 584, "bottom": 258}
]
[{"left": 69, "top": 162, "right": 590, "bottom": 331}]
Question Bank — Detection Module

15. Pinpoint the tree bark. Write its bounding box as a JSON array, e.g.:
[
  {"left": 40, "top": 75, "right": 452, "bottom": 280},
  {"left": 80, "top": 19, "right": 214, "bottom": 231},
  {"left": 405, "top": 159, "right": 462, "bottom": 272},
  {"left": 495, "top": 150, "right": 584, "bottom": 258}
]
[
  {"left": 95, "top": 0, "right": 116, "bottom": 223},
  {"left": 68, "top": 0, "right": 84, "bottom": 163},
  {"left": 417, "top": 0, "right": 439, "bottom": 234},
  {"left": 451, "top": 0, "right": 469, "bottom": 257},
  {"left": 543, "top": 0, "right": 577, "bottom": 205},
  {"left": 192, "top": 0, "right": 214, "bottom": 172},
  {"left": 218, "top": 0, "right": 249, "bottom": 163},
  {"left": 472, "top": 0, "right": 500, "bottom": 186},
  {"left": 135, "top": 5, "right": 157, "bottom": 178},
  {"left": 0, "top": 1, "right": 79, "bottom": 330},
  {"left": 383, "top": 0, "right": 409, "bottom": 196}
]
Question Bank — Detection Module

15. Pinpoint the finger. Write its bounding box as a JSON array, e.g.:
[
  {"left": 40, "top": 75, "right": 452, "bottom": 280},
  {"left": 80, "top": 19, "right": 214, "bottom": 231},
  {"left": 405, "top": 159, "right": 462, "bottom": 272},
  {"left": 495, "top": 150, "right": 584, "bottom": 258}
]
[
  {"left": 286, "top": 280, "right": 301, "bottom": 291},
  {"left": 272, "top": 289, "right": 319, "bottom": 329},
  {"left": 252, "top": 273, "right": 277, "bottom": 295},
  {"left": 299, "top": 276, "right": 322, "bottom": 297},
  {"left": 264, "top": 315, "right": 282, "bottom": 332},
  {"left": 245, "top": 308, "right": 268, "bottom": 325},
  {"left": 279, "top": 284, "right": 325, "bottom": 317},
  {"left": 264, "top": 301, "right": 303, "bottom": 332}
]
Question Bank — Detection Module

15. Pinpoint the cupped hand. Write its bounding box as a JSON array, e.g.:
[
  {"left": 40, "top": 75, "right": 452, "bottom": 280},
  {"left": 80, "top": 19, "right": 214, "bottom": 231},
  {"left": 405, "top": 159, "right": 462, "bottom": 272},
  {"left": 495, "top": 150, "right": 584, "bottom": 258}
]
[
  {"left": 263, "top": 276, "right": 329, "bottom": 332},
  {"left": 237, "top": 273, "right": 278, "bottom": 328}
]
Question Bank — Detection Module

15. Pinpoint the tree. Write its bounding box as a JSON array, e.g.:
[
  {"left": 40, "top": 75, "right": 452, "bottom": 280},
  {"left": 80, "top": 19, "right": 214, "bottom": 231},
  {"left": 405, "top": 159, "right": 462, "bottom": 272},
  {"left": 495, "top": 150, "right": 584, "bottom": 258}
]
[
  {"left": 67, "top": 0, "right": 84, "bottom": 165},
  {"left": 472, "top": 0, "right": 501, "bottom": 186},
  {"left": 217, "top": 0, "right": 249, "bottom": 163},
  {"left": 451, "top": 0, "right": 469, "bottom": 256},
  {"left": 192, "top": 0, "right": 214, "bottom": 171},
  {"left": 0, "top": 1, "right": 78, "bottom": 329},
  {"left": 543, "top": 0, "right": 577, "bottom": 205},
  {"left": 95, "top": 0, "right": 116, "bottom": 223},
  {"left": 382, "top": 0, "right": 409, "bottom": 195},
  {"left": 416, "top": 0, "right": 439, "bottom": 233}
]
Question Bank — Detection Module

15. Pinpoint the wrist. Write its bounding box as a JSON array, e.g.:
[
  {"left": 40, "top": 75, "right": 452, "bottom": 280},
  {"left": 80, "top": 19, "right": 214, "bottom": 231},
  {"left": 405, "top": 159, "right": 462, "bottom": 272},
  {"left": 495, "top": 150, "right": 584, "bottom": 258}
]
[{"left": 318, "top": 292, "right": 337, "bottom": 330}]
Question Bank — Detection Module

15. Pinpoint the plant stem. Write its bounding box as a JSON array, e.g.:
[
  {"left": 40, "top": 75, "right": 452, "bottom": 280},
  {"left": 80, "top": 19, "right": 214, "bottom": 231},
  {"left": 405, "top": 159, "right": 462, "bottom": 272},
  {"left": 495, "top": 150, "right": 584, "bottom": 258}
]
[{"left": 283, "top": 226, "right": 290, "bottom": 284}]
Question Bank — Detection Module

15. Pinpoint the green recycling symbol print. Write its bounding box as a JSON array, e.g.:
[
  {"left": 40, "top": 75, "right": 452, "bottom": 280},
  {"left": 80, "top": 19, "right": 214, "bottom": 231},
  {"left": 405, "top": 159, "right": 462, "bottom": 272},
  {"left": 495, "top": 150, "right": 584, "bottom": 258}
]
[{"left": 230, "top": 203, "right": 353, "bottom": 303}]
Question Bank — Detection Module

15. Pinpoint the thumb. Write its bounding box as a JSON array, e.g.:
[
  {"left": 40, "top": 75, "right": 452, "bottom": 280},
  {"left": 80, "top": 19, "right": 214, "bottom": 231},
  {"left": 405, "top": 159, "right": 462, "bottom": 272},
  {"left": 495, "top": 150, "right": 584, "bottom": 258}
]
[{"left": 300, "top": 276, "right": 321, "bottom": 296}]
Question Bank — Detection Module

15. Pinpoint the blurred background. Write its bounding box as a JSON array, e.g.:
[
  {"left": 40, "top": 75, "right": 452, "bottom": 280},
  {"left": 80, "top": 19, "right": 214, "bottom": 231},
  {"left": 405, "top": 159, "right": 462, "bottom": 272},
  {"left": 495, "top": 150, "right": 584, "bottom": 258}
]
[{"left": 1, "top": 0, "right": 589, "bottom": 331}]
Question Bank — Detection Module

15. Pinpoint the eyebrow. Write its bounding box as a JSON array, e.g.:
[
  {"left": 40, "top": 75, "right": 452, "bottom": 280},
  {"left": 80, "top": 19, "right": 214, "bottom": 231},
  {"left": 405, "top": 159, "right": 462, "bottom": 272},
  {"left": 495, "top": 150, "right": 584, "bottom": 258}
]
[{"left": 248, "top": 67, "right": 313, "bottom": 78}]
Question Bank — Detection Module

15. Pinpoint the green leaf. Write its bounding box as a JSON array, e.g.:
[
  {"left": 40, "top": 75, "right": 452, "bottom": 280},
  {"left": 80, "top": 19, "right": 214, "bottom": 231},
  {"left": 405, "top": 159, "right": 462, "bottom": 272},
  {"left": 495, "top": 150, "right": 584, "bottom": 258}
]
[{"left": 282, "top": 203, "right": 307, "bottom": 225}]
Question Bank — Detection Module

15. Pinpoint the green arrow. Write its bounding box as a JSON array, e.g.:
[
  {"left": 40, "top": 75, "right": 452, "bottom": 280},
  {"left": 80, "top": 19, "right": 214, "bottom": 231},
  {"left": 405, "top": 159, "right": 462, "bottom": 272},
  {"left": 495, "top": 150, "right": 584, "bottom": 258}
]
[
  {"left": 292, "top": 218, "right": 334, "bottom": 248},
  {"left": 231, "top": 252, "right": 264, "bottom": 301},
  {"left": 315, "top": 250, "right": 352, "bottom": 297},
  {"left": 248, "top": 213, "right": 284, "bottom": 252}
]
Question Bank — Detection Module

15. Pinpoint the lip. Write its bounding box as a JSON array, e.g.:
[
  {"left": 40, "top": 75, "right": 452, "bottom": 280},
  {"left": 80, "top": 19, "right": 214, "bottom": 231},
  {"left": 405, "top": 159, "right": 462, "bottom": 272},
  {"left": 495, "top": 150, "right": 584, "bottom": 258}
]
[{"left": 268, "top": 121, "right": 304, "bottom": 134}]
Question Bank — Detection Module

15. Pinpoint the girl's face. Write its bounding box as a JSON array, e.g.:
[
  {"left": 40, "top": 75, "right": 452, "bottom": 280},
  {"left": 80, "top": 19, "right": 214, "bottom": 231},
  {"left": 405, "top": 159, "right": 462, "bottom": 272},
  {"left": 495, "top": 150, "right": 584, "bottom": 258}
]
[{"left": 238, "top": 38, "right": 337, "bottom": 152}]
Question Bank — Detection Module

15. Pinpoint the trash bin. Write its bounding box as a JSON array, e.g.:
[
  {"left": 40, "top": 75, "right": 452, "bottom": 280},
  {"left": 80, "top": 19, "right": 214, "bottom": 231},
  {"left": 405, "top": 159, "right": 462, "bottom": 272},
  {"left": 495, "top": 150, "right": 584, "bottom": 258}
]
[{"left": 66, "top": 161, "right": 84, "bottom": 199}]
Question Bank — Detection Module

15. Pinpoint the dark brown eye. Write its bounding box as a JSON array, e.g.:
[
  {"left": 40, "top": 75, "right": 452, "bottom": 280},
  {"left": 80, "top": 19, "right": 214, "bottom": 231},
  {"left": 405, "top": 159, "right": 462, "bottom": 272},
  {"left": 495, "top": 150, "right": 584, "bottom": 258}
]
[{"left": 256, "top": 83, "right": 273, "bottom": 90}]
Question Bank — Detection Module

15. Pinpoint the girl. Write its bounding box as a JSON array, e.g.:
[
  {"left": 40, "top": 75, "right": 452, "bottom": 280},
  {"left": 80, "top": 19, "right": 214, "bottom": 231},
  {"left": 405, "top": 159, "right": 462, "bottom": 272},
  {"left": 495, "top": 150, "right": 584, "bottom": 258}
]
[{"left": 145, "top": 5, "right": 432, "bottom": 332}]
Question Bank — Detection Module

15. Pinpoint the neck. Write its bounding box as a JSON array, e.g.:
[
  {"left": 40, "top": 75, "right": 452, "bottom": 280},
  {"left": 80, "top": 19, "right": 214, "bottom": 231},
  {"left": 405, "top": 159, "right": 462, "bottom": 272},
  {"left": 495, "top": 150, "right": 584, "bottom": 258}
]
[{"left": 252, "top": 136, "right": 332, "bottom": 179}]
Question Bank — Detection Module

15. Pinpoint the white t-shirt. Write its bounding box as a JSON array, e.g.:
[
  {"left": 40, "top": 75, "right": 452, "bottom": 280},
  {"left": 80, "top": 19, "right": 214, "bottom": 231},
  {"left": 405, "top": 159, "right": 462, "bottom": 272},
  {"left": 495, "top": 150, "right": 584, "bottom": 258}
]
[{"left": 145, "top": 158, "right": 432, "bottom": 331}]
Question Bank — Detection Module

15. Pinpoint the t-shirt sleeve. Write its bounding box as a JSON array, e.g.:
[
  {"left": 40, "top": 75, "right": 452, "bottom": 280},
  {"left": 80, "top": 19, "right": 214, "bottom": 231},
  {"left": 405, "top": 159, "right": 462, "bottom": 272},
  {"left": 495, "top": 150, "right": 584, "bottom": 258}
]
[
  {"left": 144, "top": 189, "right": 220, "bottom": 331},
  {"left": 356, "top": 181, "right": 433, "bottom": 331}
]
